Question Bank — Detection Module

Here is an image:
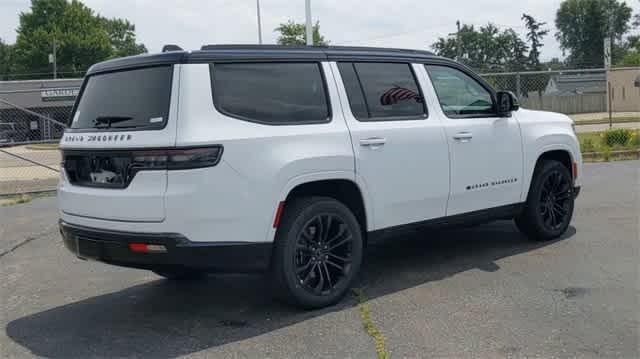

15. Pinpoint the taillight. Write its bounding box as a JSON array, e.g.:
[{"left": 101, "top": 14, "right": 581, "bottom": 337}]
[
  {"left": 166, "top": 147, "right": 222, "bottom": 170},
  {"left": 130, "top": 146, "right": 223, "bottom": 173}
]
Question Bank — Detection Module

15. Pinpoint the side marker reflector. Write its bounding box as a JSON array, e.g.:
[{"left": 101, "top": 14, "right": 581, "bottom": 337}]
[{"left": 273, "top": 202, "right": 285, "bottom": 228}]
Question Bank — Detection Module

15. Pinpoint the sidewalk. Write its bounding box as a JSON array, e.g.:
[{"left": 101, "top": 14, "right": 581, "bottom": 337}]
[
  {"left": 0, "top": 146, "right": 60, "bottom": 195},
  {"left": 575, "top": 121, "right": 640, "bottom": 133},
  {"left": 570, "top": 112, "right": 640, "bottom": 123}
]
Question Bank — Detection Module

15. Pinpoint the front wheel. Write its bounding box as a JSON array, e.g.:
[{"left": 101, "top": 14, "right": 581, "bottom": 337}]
[
  {"left": 271, "top": 197, "right": 363, "bottom": 309},
  {"left": 516, "top": 160, "right": 575, "bottom": 241}
]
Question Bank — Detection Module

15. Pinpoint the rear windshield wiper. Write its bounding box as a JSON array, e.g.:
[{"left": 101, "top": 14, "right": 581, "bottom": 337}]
[{"left": 93, "top": 116, "right": 133, "bottom": 129}]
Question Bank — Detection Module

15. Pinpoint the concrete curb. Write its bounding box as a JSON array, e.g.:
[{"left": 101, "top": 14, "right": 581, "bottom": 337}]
[{"left": 582, "top": 149, "right": 640, "bottom": 161}]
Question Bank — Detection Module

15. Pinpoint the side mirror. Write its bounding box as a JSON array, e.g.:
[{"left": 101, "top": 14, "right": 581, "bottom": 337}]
[{"left": 496, "top": 91, "right": 520, "bottom": 117}]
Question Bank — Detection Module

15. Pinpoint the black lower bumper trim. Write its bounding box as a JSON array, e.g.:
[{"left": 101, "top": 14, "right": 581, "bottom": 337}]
[{"left": 59, "top": 221, "right": 272, "bottom": 273}]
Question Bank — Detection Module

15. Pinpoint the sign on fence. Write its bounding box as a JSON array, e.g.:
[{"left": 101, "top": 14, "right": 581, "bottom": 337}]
[{"left": 40, "top": 88, "right": 80, "bottom": 102}]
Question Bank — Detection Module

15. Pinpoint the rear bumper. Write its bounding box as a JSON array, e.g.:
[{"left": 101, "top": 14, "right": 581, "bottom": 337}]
[
  {"left": 574, "top": 186, "right": 581, "bottom": 199},
  {"left": 59, "top": 221, "right": 272, "bottom": 273}
]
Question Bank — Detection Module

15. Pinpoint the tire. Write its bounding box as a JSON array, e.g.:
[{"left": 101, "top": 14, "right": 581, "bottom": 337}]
[
  {"left": 516, "top": 160, "right": 575, "bottom": 241},
  {"left": 152, "top": 268, "right": 207, "bottom": 280},
  {"left": 271, "top": 196, "right": 364, "bottom": 309}
]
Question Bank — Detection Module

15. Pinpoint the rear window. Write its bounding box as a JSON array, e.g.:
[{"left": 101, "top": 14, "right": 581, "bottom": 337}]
[
  {"left": 211, "top": 63, "right": 330, "bottom": 125},
  {"left": 71, "top": 66, "right": 173, "bottom": 130}
]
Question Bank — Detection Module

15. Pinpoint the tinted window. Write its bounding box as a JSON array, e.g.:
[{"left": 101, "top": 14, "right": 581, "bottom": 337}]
[
  {"left": 337, "top": 63, "right": 369, "bottom": 118},
  {"left": 425, "top": 65, "right": 495, "bottom": 117},
  {"left": 212, "top": 63, "right": 329, "bottom": 125},
  {"left": 339, "top": 62, "right": 425, "bottom": 121},
  {"left": 71, "top": 66, "right": 173, "bottom": 130}
]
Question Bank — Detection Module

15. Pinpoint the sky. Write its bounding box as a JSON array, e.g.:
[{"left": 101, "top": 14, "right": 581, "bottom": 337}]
[{"left": 1, "top": 0, "right": 639, "bottom": 62}]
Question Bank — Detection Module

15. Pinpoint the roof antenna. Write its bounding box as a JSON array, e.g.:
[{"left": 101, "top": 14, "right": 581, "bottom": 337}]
[{"left": 162, "top": 44, "right": 183, "bottom": 52}]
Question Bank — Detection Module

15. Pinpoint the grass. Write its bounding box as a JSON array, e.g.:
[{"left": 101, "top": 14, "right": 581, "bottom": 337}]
[
  {"left": 353, "top": 288, "right": 390, "bottom": 359},
  {"left": 577, "top": 128, "right": 639, "bottom": 162},
  {"left": 0, "top": 194, "right": 32, "bottom": 206},
  {"left": 25, "top": 143, "right": 59, "bottom": 150},
  {"left": 0, "top": 191, "right": 56, "bottom": 207}
]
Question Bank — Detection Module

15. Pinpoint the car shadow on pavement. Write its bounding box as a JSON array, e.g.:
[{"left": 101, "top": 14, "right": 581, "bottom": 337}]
[{"left": 6, "top": 221, "right": 575, "bottom": 358}]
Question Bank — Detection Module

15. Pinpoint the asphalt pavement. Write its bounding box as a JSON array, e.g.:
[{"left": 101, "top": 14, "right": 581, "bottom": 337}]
[{"left": 0, "top": 160, "right": 638, "bottom": 358}]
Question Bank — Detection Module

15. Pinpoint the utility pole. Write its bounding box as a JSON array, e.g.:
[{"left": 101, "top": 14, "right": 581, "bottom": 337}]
[
  {"left": 48, "top": 38, "right": 57, "bottom": 79},
  {"left": 305, "top": 0, "right": 313, "bottom": 46},
  {"left": 605, "top": 11, "right": 614, "bottom": 126},
  {"left": 456, "top": 20, "right": 462, "bottom": 62},
  {"left": 256, "top": 0, "right": 263, "bottom": 44}
]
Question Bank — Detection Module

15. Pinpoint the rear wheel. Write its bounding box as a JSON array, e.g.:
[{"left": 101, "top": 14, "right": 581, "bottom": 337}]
[
  {"left": 152, "top": 268, "right": 207, "bottom": 280},
  {"left": 516, "top": 160, "right": 575, "bottom": 241},
  {"left": 271, "top": 197, "right": 363, "bottom": 309}
]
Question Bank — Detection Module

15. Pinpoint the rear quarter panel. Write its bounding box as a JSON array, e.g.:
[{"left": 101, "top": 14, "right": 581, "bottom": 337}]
[{"left": 175, "top": 63, "right": 355, "bottom": 243}]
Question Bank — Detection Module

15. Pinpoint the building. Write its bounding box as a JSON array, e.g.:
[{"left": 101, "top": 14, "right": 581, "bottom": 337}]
[
  {"left": 0, "top": 78, "right": 82, "bottom": 142},
  {"left": 544, "top": 72, "right": 606, "bottom": 96},
  {"left": 608, "top": 67, "right": 640, "bottom": 113}
]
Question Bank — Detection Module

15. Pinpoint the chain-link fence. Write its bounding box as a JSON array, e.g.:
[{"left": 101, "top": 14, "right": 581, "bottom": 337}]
[
  {"left": 480, "top": 69, "right": 608, "bottom": 114},
  {"left": 0, "top": 87, "right": 76, "bottom": 195},
  {"left": 1, "top": 68, "right": 638, "bottom": 196},
  {"left": 0, "top": 70, "right": 86, "bottom": 82}
]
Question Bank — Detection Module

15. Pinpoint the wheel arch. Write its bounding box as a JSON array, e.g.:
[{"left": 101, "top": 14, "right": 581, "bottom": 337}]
[
  {"left": 536, "top": 149, "right": 573, "bottom": 174},
  {"left": 276, "top": 176, "right": 370, "bottom": 246},
  {"left": 522, "top": 146, "right": 576, "bottom": 201}
]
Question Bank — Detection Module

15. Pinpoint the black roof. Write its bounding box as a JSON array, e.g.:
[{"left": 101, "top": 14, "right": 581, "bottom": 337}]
[{"left": 87, "top": 45, "right": 446, "bottom": 75}]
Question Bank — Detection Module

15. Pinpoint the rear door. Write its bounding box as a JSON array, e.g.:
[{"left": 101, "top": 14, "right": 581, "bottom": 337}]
[
  {"left": 331, "top": 62, "right": 450, "bottom": 230},
  {"left": 58, "top": 65, "right": 180, "bottom": 222},
  {"left": 424, "top": 64, "right": 523, "bottom": 216}
]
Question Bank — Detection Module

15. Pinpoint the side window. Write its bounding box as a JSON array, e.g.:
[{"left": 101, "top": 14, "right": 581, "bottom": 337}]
[
  {"left": 425, "top": 65, "right": 495, "bottom": 118},
  {"left": 211, "top": 62, "right": 330, "bottom": 125},
  {"left": 338, "top": 62, "right": 426, "bottom": 121},
  {"left": 336, "top": 63, "right": 368, "bottom": 119}
]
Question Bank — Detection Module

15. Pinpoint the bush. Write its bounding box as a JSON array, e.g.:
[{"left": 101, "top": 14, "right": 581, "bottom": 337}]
[
  {"left": 601, "top": 147, "right": 612, "bottom": 162},
  {"left": 580, "top": 138, "right": 597, "bottom": 152},
  {"left": 631, "top": 131, "right": 640, "bottom": 148},
  {"left": 601, "top": 128, "right": 632, "bottom": 148}
]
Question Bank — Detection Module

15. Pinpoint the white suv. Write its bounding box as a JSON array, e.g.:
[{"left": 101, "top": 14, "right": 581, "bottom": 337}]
[{"left": 58, "top": 45, "right": 582, "bottom": 308}]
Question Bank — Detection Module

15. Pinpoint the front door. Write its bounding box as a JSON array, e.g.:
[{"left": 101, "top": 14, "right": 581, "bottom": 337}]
[{"left": 425, "top": 65, "right": 523, "bottom": 216}]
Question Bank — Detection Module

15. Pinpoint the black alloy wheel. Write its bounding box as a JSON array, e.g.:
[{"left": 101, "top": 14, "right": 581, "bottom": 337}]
[
  {"left": 516, "top": 160, "right": 575, "bottom": 241},
  {"left": 538, "top": 169, "right": 573, "bottom": 231},
  {"left": 271, "top": 197, "right": 363, "bottom": 309},
  {"left": 294, "top": 213, "right": 354, "bottom": 296}
]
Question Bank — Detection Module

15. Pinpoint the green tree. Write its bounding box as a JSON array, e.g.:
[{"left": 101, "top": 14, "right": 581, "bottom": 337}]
[
  {"left": 541, "top": 57, "right": 568, "bottom": 70},
  {"left": 99, "top": 17, "right": 147, "bottom": 58},
  {"left": 431, "top": 23, "right": 528, "bottom": 72},
  {"left": 275, "top": 20, "right": 329, "bottom": 46},
  {"left": 555, "top": 0, "right": 632, "bottom": 67},
  {"left": 521, "top": 14, "right": 549, "bottom": 69},
  {"left": 0, "top": 38, "right": 14, "bottom": 80},
  {"left": 618, "top": 51, "right": 640, "bottom": 66},
  {"left": 11, "top": 0, "right": 146, "bottom": 77}
]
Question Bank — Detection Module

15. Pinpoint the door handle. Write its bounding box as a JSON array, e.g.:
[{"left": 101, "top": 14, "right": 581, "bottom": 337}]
[
  {"left": 453, "top": 132, "right": 473, "bottom": 142},
  {"left": 359, "top": 137, "right": 386, "bottom": 147}
]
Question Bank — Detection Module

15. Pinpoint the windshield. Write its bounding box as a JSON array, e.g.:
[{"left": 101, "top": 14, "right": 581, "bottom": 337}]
[{"left": 70, "top": 66, "right": 173, "bottom": 130}]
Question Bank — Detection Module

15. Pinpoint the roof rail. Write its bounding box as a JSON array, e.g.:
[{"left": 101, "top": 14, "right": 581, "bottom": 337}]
[
  {"left": 200, "top": 44, "right": 324, "bottom": 51},
  {"left": 162, "top": 44, "right": 183, "bottom": 52},
  {"left": 199, "top": 44, "right": 435, "bottom": 56}
]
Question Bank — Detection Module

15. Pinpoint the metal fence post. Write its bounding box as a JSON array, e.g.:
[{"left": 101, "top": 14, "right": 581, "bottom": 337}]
[{"left": 515, "top": 73, "right": 521, "bottom": 98}]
